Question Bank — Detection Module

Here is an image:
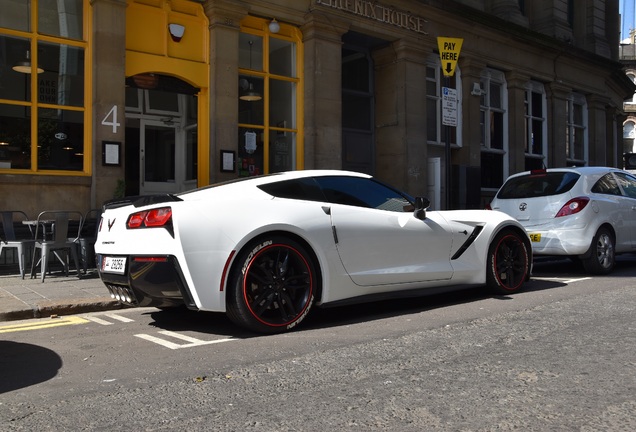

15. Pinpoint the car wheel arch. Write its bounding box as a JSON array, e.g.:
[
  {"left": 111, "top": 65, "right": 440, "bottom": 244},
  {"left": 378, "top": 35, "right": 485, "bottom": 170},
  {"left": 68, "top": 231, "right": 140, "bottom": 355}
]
[
  {"left": 580, "top": 223, "right": 616, "bottom": 259},
  {"left": 486, "top": 226, "right": 532, "bottom": 293},
  {"left": 495, "top": 224, "right": 533, "bottom": 269}
]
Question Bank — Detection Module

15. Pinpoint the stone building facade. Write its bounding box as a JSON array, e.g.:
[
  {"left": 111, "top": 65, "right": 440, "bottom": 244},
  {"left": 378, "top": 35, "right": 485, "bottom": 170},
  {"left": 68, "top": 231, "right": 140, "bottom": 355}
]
[{"left": 0, "top": 0, "right": 632, "bottom": 216}]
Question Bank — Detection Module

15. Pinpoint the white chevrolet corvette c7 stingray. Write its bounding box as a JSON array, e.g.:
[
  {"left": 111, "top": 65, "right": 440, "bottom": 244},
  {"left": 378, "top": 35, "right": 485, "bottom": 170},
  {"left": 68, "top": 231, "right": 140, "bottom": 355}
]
[{"left": 95, "top": 170, "right": 532, "bottom": 333}]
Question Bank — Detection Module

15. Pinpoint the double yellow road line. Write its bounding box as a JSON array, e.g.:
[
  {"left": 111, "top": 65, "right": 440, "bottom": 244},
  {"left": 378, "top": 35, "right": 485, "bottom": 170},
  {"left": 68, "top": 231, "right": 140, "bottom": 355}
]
[{"left": 0, "top": 316, "right": 89, "bottom": 333}]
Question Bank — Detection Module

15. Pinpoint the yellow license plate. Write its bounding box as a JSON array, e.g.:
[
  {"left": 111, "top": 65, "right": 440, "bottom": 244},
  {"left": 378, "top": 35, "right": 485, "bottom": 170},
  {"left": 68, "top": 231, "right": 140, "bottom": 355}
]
[{"left": 529, "top": 233, "right": 541, "bottom": 242}]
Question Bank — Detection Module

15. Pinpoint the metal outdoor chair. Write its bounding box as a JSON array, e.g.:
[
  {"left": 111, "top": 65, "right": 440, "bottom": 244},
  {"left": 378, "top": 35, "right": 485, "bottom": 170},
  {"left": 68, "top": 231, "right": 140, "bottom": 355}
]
[
  {"left": 78, "top": 208, "right": 102, "bottom": 273},
  {"left": 30, "top": 210, "right": 83, "bottom": 282},
  {"left": 0, "top": 211, "right": 36, "bottom": 279}
]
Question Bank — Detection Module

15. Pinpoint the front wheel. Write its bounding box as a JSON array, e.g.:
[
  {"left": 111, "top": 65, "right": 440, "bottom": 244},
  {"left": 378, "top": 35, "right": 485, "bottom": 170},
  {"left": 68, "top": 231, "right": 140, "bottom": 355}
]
[
  {"left": 581, "top": 227, "right": 615, "bottom": 275},
  {"left": 226, "top": 236, "right": 317, "bottom": 334},
  {"left": 486, "top": 229, "right": 530, "bottom": 295}
]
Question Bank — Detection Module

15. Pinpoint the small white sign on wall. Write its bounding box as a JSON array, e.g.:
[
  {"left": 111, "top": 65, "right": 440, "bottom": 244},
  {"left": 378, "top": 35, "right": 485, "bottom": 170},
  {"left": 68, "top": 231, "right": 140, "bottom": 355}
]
[{"left": 244, "top": 131, "right": 257, "bottom": 154}]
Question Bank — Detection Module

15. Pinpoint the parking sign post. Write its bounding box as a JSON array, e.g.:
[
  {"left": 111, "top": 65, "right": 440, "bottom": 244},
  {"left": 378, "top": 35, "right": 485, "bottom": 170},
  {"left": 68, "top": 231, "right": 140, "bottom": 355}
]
[{"left": 437, "top": 37, "right": 463, "bottom": 209}]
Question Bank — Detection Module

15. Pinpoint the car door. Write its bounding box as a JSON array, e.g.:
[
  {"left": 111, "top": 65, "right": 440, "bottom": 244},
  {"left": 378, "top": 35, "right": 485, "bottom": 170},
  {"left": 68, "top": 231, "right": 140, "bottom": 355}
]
[
  {"left": 315, "top": 176, "right": 454, "bottom": 286},
  {"left": 612, "top": 171, "right": 636, "bottom": 248}
]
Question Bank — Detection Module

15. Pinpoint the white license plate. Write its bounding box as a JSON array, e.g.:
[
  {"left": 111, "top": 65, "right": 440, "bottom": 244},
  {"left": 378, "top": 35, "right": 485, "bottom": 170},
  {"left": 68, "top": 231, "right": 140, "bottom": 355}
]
[{"left": 102, "top": 256, "right": 127, "bottom": 274}]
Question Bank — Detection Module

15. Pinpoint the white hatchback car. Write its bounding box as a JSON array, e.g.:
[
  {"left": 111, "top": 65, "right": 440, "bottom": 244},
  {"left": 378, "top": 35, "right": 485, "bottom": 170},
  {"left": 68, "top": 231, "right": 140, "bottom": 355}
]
[{"left": 489, "top": 166, "right": 636, "bottom": 274}]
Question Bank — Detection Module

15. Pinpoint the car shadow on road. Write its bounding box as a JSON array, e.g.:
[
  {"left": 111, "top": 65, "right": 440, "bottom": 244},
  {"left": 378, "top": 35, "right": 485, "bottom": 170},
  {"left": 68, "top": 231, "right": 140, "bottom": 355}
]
[
  {"left": 116, "top": 254, "right": 636, "bottom": 337},
  {"left": 143, "top": 307, "right": 256, "bottom": 338},
  {"left": 303, "top": 276, "right": 567, "bottom": 331},
  {"left": 139, "top": 275, "right": 569, "bottom": 337},
  {"left": 129, "top": 252, "right": 636, "bottom": 339}
]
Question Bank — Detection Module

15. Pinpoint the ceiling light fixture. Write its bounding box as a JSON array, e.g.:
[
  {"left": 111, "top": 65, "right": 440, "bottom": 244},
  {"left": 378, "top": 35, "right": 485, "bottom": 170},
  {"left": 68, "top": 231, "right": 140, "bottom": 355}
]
[
  {"left": 239, "top": 82, "right": 262, "bottom": 102},
  {"left": 269, "top": 18, "right": 280, "bottom": 34},
  {"left": 12, "top": 50, "right": 44, "bottom": 74},
  {"left": 239, "top": 41, "right": 262, "bottom": 102}
]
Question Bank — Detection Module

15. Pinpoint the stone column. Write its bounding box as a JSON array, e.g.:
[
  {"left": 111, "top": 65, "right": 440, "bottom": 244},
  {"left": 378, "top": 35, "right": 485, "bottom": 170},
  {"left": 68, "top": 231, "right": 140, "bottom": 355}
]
[
  {"left": 489, "top": 0, "right": 529, "bottom": 27},
  {"left": 373, "top": 38, "right": 429, "bottom": 196},
  {"left": 587, "top": 94, "right": 611, "bottom": 166},
  {"left": 204, "top": 1, "right": 249, "bottom": 183},
  {"left": 91, "top": 0, "right": 127, "bottom": 208},
  {"left": 456, "top": 57, "right": 486, "bottom": 168},
  {"left": 506, "top": 71, "right": 531, "bottom": 174},
  {"left": 301, "top": 13, "right": 349, "bottom": 170},
  {"left": 528, "top": 2, "right": 573, "bottom": 42},
  {"left": 455, "top": 57, "right": 486, "bottom": 208},
  {"left": 578, "top": 0, "right": 611, "bottom": 58},
  {"left": 546, "top": 82, "right": 571, "bottom": 167}
]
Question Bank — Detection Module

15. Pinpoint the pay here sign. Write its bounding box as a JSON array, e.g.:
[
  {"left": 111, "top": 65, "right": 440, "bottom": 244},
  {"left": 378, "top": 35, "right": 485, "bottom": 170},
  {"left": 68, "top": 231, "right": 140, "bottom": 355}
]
[{"left": 437, "top": 37, "right": 463, "bottom": 77}]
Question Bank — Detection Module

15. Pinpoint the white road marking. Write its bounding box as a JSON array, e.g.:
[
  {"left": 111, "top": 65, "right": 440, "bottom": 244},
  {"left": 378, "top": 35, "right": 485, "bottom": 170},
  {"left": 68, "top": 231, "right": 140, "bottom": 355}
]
[
  {"left": 532, "top": 276, "right": 592, "bottom": 284},
  {"left": 84, "top": 313, "right": 136, "bottom": 325},
  {"left": 135, "top": 330, "right": 236, "bottom": 349},
  {"left": 104, "top": 313, "right": 135, "bottom": 323},
  {"left": 84, "top": 316, "right": 115, "bottom": 326}
]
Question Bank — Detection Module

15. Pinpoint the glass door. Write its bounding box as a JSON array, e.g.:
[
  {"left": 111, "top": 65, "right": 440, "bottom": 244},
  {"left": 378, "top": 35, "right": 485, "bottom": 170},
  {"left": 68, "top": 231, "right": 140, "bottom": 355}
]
[
  {"left": 140, "top": 119, "right": 179, "bottom": 195},
  {"left": 125, "top": 75, "right": 199, "bottom": 197}
]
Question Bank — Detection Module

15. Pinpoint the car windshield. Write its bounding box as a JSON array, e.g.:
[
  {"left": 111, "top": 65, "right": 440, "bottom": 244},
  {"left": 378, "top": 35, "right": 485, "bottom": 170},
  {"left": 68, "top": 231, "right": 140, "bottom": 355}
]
[{"left": 497, "top": 171, "right": 580, "bottom": 199}]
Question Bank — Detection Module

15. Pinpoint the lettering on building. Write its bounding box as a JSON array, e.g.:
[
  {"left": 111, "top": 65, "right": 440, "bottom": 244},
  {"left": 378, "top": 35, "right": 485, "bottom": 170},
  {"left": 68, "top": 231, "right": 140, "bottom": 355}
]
[
  {"left": 38, "top": 77, "right": 58, "bottom": 104},
  {"left": 316, "top": 0, "right": 428, "bottom": 35}
]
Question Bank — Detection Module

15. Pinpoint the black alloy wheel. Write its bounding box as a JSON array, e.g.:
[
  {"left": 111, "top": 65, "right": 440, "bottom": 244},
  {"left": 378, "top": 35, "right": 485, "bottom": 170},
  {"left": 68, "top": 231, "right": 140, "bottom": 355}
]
[
  {"left": 486, "top": 229, "right": 530, "bottom": 294},
  {"left": 227, "top": 236, "right": 316, "bottom": 333}
]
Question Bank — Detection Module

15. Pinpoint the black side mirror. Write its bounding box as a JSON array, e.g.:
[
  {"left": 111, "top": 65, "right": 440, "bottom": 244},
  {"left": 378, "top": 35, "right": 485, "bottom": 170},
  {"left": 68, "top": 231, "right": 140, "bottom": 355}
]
[{"left": 414, "top": 196, "right": 430, "bottom": 220}]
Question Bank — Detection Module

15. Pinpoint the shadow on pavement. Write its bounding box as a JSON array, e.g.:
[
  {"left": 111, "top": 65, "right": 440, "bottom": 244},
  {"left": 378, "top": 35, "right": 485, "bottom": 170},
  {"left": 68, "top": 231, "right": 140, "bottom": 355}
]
[{"left": 0, "top": 341, "right": 62, "bottom": 394}]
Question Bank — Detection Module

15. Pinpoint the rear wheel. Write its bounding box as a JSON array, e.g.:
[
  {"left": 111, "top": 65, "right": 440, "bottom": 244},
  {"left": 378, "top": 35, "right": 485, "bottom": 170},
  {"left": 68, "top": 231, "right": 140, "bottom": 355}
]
[
  {"left": 486, "top": 229, "right": 530, "bottom": 294},
  {"left": 227, "top": 236, "right": 316, "bottom": 333},
  {"left": 581, "top": 227, "right": 615, "bottom": 275}
]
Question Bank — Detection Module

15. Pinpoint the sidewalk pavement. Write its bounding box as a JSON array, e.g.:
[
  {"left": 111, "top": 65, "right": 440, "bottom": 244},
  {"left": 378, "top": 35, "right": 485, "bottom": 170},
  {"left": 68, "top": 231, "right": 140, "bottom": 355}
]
[{"left": 0, "top": 270, "right": 124, "bottom": 322}]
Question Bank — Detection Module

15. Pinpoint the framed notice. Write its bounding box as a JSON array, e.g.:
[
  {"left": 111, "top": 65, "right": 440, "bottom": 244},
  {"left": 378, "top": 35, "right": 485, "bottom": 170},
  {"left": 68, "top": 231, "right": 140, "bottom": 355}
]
[
  {"left": 102, "top": 141, "right": 121, "bottom": 166},
  {"left": 221, "top": 150, "right": 236, "bottom": 173}
]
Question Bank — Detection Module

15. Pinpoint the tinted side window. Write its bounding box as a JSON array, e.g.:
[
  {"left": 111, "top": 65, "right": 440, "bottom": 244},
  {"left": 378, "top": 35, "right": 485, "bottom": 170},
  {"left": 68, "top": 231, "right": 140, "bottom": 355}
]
[
  {"left": 314, "top": 176, "right": 411, "bottom": 212},
  {"left": 613, "top": 172, "right": 636, "bottom": 198},
  {"left": 591, "top": 173, "right": 621, "bottom": 196},
  {"left": 497, "top": 172, "right": 580, "bottom": 199},
  {"left": 258, "top": 178, "right": 326, "bottom": 202}
]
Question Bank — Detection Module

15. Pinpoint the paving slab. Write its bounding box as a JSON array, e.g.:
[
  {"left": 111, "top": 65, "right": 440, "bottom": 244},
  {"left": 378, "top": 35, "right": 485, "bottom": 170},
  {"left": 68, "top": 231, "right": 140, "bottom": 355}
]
[{"left": 0, "top": 270, "right": 125, "bottom": 321}]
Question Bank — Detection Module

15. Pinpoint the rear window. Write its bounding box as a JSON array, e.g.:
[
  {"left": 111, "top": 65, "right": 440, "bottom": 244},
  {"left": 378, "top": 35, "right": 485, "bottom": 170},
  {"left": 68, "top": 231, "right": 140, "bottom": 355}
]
[
  {"left": 497, "top": 172, "right": 580, "bottom": 199},
  {"left": 258, "top": 178, "right": 326, "bottom": 202}
]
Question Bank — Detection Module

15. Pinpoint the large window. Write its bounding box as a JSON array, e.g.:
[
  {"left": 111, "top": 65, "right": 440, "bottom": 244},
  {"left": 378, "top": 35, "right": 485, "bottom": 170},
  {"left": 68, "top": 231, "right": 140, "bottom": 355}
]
[
  {"left": 480, "top": 68, "right": 508, "bottom": 189},
  {"left": 626, "top": 73, "right": 636, "bottom": 104},
  {"left": 524, "top": 81, "right": 547, "bottom": 170},
  {"left": 566, "top": 92, "right": 588, "bottom": 166},
  {"left": 0, "top": 0, "right": 88, "bottom": 173},
  {"left": 238, "top": 17, "right": 302, "bottom": 177},
  {"left": 624, "top": 120, "right": 635, "bottom": 154}
]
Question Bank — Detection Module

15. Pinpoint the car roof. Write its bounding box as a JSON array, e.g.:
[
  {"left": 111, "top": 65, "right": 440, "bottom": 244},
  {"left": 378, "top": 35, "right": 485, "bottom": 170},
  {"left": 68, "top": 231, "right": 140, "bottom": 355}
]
[
  {"left": 505, "top": 166, "right": 623, "bottom": 180},
  {"left": 178, "top": 170, "right": 372, "bottom": 198},
  {"left": 261, "top": 169, "right": 371, "bottom": 182}
]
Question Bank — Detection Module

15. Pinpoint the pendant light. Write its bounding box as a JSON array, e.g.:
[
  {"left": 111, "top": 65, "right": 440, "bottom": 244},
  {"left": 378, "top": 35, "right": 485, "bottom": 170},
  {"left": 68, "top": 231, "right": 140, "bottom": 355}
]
[
  {"left": 239, "top": 41, "right": 261, "bottom": 102},
  {"left": 13, "top": 50, "right": 44, "bottom": 74},
  {"left": 240, "top": 82, "right": 262, "bottom": 102}
]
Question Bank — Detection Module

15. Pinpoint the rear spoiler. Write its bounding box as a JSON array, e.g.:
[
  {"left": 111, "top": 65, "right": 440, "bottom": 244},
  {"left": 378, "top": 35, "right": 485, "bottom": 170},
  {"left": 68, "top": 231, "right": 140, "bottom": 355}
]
[{"left": 102, "top": 194, "right": 183, "bottom": 210}]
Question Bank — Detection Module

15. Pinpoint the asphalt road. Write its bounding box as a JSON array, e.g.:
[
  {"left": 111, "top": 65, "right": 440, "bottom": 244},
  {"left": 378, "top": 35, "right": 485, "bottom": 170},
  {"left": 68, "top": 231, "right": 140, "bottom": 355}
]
[{"left": 1, "top": 256, "right": 635, "bottom": 431}]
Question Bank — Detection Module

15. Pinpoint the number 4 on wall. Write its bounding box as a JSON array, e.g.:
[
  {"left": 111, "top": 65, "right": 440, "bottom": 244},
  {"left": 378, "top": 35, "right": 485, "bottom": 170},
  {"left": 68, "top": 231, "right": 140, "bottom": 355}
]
[{"left": 101, "top": 105, "right": 121, "bottom": 134}]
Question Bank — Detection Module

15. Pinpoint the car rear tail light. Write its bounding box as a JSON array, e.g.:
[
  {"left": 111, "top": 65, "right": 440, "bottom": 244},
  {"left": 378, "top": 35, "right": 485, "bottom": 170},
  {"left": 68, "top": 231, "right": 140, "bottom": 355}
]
[
  {"left": 485, "top": 203, "right": 492, "bottom": 210},
  {"left": 127, "top": 207, "right": 172, "bottom": 229},
  {"left": 555, "top": 197, "right": 590, "bottom": 218},
  {"left": 530, "top": 169, "right": 547, "bottom": 176}
]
